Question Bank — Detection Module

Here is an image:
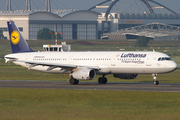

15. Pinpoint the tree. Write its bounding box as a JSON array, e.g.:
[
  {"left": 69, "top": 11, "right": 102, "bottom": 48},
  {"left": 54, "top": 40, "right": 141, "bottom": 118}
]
[
  {"left": 135, "top": 36, "right": 149, "bottom": 47},
  {"left": 37, "top": 28, "right": 62, "bottom": 40},
  {"left": 0, "top": 30, "right": 7, "bottom": 40},
  {"left": 37, "top": 28, "right": 55, "bottom": 40}
]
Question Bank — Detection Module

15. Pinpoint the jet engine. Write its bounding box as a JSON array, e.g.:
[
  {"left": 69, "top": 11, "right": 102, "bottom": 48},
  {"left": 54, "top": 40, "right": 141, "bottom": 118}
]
[
  {"left": 113, "top": 74, "right": 138, "bottom": 79},
  {"left": 72, "top": 69, "right": 96, "bottom": 80}
]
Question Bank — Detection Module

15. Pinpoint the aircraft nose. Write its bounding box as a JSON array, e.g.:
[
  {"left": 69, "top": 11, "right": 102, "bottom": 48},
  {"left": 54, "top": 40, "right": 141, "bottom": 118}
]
[{"left": 172, "top": 61, "right": 178, "bottom": 71}]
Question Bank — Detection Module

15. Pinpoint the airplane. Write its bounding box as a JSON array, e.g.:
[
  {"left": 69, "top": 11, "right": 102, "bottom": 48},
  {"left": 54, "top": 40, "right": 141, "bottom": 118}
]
[{"left": 4, "top": 21, "right": 178, "bottom": 85}]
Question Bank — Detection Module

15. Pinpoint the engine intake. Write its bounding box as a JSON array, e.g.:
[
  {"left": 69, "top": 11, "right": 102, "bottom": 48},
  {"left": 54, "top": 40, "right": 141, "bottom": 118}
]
[
  {"left": 113, "top": 74, "right": 138, "bottom": 79},
  {"left": 72, "top": 68, "right": 96, "bottom": 80}
]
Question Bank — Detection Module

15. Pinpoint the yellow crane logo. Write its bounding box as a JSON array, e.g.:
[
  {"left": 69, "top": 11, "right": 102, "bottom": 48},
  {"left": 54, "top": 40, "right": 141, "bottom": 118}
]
[{"left": 11, "top": 30, "right": 20, "bottom": 45}]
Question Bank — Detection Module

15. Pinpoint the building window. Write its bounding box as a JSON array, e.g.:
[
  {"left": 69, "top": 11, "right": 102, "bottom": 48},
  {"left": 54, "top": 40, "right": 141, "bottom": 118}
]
[
  {"left": 29, "top": 24, "right": 54, "bottom": 40},
  {"left": 18, "top": 27, "right": 23, "bottom": 31},
  {"left": 63, "top": 24, "right": 72, "bottom": 40},
  {"left": 77, "top": 24, "right": 86, "bottom": 40},
  {"left": 0, "top": 27, "right": 8, "bottom": 31},
  {"left": 0, "top": 27, "right": 23, "bottom": 32},
  {"left": 87, "top": 24, "right": 96, "bottom": 39}
]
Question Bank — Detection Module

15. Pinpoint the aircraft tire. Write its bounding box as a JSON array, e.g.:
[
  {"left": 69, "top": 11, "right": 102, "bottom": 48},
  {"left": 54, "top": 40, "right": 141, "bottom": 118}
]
[
  {"left": 98, "top": 77, "right": 107, "bottom": 84},
  {"left": 98, "top": 77, "right": 103, "bottom": 84},
  {"left": 70, "top": 77, "right": 79, "bottom": 85},
  {"left": 153, "top": 81, "right": 159, "bottom": 85},
  {"left": 103, "top": 77, "right": 107, "bottom": 84},
  {"left": 75, "top": 79, "right": 79, "bottom": 84}
]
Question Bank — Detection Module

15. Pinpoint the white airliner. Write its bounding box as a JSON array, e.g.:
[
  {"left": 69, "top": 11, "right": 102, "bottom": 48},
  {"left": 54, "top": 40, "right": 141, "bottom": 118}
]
[{"left": 4, "top": 21, "right": 177, "bottom": 85}]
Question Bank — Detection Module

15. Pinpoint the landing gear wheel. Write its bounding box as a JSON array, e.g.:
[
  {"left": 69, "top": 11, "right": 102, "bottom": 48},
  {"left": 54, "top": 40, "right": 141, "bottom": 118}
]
[
  {"left": 154, "top": 81, "right": 159, "bottom": 85},
  {"left": 152, "top": 74, "right": 159, "bottom": 85},
  {"left": 70, "top": 77, "right": 79, "bottom": 85},
  {"left": 98, "top": 77, "right": 107, "bottom": 84},
  {"left": 98, "top": 77, "right": 103, "bottom": 84},
  {"left": 103, "top": 77, "right": 107, "bottom": 84},
  {"left": 74, "top": 79, "right": 79, "bottom": 84}
]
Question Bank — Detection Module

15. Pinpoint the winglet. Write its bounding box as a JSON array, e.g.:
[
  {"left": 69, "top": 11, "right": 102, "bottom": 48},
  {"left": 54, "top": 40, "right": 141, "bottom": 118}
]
[{"left": 7, "top": 21, "right": 34, "bottom": 53}]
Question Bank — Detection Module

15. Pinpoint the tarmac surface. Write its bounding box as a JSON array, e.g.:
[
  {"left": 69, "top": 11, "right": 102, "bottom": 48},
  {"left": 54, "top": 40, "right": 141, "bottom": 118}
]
[{"left": 0, "top": 80, "right": 180, "bottom": 92}]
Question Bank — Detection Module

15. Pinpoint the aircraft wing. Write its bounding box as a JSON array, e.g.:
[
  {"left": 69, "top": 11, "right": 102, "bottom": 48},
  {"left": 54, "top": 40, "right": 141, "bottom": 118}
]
[{"left": 16, "top": 60, "right": 100, "bottom": 72}]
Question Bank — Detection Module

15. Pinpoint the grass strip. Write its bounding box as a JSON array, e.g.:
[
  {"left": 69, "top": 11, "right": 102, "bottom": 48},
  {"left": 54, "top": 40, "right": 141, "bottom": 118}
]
[{"left": 0, "top": 88, "right": 180, "bottom": 120}]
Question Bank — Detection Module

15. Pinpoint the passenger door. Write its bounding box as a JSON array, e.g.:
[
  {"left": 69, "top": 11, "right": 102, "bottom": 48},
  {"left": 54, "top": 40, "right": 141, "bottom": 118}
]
[
  {"left": 146, "top": 54, "right": 152, "bottom": 66},
  {"left": 111, "top": 57, "right": 116, "bottom": 66}
]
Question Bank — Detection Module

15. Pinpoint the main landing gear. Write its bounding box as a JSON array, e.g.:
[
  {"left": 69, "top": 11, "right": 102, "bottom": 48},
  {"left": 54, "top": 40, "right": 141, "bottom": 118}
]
[
  {"left": 70, "top": 77, "right": 79, "bottom": 85},
  {"left": 152, "top": 74, "right": 159, "bottom": 85},
  {"left": 98, "top": 75, "right": 107, "bottom": 84},
  {"left": 69, "top": 76, "right": 107, "bottom": 85}
]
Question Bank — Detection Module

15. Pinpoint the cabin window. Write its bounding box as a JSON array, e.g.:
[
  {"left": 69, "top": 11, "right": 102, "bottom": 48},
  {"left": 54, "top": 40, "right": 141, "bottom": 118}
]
[
  {"left": 50, "top": 47, "right": 53, "bottom": 51},
  {"left": 54, "top": 47, "right": 58, "bottom": 51}
]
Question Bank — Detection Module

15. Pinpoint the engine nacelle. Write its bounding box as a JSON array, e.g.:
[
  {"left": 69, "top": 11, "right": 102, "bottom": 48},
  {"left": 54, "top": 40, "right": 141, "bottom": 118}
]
[
  {"left": 113, "top": 74, "right": 138, "bottom": 79},
  {"left": 72, "top": 69, "right": 96, "bottom": 80}
]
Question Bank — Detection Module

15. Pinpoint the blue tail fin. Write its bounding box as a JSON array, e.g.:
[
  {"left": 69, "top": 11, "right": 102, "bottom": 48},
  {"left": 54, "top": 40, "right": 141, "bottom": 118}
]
[{"left": 7, "top": 21, "right": 34, "bottom": 53}]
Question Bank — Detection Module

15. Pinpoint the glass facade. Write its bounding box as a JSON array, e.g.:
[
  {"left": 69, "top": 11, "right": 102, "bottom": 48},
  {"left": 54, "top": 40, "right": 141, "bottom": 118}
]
[
  {"left": 87, "top": 24, "right": 96, "bottom": 39},
  {"left": 29, "top": 23, "right": 97, "bottom": 40},
  {"left": 29, "top": 24, "right": 54, "bottom": 40},
  {"left": 63, "top": 24, "right": 72, "bottom": 40},
  {"left": 77, "top": 24, "right": 86, "bottom": 39},
  {"left": 57, "top": 24, "right": 62, "bottom": 33},
  {"left": 0, "top": 27, "right": 23, "bottom": 32}
]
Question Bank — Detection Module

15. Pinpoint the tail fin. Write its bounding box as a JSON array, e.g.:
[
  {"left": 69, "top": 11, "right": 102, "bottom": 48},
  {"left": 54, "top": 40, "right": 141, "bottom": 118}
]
[{"left": 7, "top": 21, "right": 34, "bottom": 53}]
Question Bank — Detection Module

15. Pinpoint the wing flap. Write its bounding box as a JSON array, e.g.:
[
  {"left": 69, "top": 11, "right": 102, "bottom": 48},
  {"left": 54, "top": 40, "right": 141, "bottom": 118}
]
[
  {"left": 46, "top": 66, "right": 58, "bottom": 71},
  {"left": 16, "top": 60, "right": 100, "bottom": 71},
  {"left": 28, "top": 63, "right": 38, "bottom": 70}
]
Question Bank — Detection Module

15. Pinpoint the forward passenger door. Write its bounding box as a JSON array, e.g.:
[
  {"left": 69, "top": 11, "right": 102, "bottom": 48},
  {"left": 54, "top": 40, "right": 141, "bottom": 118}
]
[{"left": 146, "top": 54, "right": 152, "bottom": 66}]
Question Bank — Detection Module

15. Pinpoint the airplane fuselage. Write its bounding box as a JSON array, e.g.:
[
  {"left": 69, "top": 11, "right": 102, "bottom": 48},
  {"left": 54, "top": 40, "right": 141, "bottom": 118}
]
[{"left": 6, "top": 51, "right": 177, "bottom": 75}]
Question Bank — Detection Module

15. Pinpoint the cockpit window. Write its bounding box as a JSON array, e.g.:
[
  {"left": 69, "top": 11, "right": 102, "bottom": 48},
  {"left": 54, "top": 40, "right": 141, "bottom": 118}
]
[
  {"left": 162, "top": 58, "right": 166, "bottom": 61},
  {"left": 165, "top": 57, "right": 171, "bottom": 60},
  {"left": 158, "top": 57, "right": 172, "bottom": 61},
  {"left": 158, "top": 58, "right": 161, "bottom": 61}
]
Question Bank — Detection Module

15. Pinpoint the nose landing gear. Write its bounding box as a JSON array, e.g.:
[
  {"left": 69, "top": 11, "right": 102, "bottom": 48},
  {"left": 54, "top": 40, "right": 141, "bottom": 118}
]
[{"left": 152, "top": 74, "right": 159, "bottom": 85}]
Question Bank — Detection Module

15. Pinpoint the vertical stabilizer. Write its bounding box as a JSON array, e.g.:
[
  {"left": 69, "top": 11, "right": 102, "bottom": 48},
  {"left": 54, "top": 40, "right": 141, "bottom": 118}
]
[{"left": 7, "top": 21, "right": 34, "bottom": 53}]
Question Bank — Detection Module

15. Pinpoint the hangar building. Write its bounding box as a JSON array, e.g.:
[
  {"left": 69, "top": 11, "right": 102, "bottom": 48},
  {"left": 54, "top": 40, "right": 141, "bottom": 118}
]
[
  {"left": 1, "top": 0, "right": 180, "bottom": 41},
  {"left": 0, "top": 10, "right": 100, "bottom": 40}
]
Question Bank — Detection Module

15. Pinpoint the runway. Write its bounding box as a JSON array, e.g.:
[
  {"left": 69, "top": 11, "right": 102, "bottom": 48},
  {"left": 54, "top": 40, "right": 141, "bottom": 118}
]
[{"left": 0, "top": 80, "right": 180, "bottom": 92}]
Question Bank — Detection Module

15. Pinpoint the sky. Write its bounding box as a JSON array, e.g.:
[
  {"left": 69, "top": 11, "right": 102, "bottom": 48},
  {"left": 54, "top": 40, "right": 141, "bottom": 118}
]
[
  {"left": 1, "top": 0, "right": 180, "bottom": 14},
  {"left": 59, "top": 0, "right": 180, "bottom": 13}
]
